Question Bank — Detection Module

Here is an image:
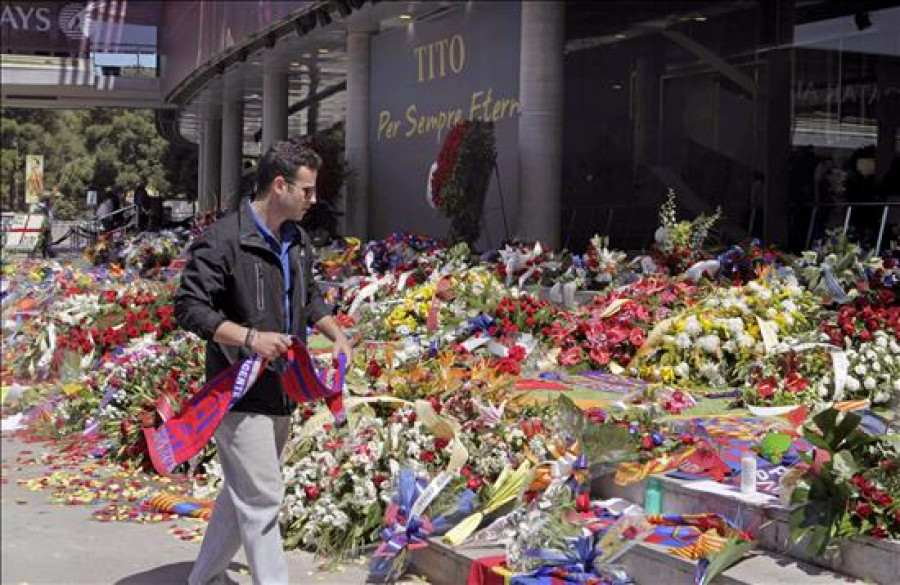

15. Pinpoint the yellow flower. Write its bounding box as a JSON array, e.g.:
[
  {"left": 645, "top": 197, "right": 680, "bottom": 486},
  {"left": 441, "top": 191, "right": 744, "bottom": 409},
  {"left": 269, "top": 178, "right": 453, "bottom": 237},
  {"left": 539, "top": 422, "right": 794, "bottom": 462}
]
[{"left": 660, "top": 366, "right": 675, "bottom": 383}]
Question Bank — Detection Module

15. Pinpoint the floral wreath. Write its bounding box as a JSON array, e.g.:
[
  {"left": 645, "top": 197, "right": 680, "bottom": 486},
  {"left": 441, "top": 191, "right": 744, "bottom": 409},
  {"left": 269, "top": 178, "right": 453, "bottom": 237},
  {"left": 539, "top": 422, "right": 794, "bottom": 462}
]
[{"left": 430, "top": 120, "right": 497, "bottom": 244}]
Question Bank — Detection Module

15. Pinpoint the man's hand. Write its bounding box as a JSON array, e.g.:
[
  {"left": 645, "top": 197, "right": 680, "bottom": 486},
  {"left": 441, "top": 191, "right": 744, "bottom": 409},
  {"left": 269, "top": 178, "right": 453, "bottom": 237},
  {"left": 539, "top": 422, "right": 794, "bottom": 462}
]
[
  {"left": 251, "top": 331, "right": 292, "bottom": 359},
  {"left": 332, "top": 336, "right": 353, "bottom": 364}
]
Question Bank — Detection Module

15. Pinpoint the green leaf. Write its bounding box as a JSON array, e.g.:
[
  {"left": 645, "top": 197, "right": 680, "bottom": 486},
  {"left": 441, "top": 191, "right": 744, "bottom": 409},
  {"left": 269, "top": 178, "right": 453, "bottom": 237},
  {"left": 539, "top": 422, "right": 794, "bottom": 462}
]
[
  {"left": 832, "top": 450, "right": 859, "bottom": 479},
  {"left": 699, "top": 536, "right": 754, "bottom": 585}
]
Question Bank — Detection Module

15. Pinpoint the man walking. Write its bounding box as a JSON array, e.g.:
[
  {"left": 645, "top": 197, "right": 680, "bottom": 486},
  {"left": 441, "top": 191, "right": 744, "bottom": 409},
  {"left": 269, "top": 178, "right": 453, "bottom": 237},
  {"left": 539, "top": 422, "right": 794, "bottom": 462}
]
[{"left": 175, "top": 141, "right": 352, "bottom": 585}]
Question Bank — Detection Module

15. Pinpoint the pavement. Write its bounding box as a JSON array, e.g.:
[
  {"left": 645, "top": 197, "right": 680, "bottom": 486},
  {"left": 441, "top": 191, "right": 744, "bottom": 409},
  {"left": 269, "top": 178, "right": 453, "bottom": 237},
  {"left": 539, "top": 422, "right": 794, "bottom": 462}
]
[{"left": 0, "top": 430, "right": 383, "bottom": 585}]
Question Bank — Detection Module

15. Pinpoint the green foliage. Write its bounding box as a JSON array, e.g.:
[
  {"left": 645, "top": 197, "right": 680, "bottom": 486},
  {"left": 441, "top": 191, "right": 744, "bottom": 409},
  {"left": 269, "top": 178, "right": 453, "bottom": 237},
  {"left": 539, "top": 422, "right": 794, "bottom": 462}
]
[
  {"left": 788, "top": 408, "right": 882, "bottom": 555},
  {"left": 1, "top": 108, "right": 197, "bottom": 213}
]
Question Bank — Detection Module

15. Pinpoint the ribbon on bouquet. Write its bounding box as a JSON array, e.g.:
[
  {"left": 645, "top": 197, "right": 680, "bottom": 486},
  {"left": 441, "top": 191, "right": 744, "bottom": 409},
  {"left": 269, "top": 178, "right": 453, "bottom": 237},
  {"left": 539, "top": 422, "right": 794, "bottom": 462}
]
[
  {"left": 369, "top": 471, "right": 478, "bottom": 581},
  {"left": 512, "top": 534, "right": 610, "bottom": 585},
  {"left": 143, "top": 339, "right": 347, "bottom": 475}
]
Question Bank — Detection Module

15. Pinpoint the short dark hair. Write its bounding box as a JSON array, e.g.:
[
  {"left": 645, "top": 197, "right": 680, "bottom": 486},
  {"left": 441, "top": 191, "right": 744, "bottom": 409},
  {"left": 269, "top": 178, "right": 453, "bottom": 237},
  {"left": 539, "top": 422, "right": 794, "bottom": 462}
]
[{"left": 256, "top": 141, "right": 322, "bottom": 195}]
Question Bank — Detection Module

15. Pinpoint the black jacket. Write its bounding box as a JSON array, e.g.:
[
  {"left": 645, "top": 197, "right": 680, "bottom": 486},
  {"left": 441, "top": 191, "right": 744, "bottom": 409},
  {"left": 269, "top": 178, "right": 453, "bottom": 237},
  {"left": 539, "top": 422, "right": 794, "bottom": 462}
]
[{"left": 174, "top": 198, "right": 332, "bottom": 415}]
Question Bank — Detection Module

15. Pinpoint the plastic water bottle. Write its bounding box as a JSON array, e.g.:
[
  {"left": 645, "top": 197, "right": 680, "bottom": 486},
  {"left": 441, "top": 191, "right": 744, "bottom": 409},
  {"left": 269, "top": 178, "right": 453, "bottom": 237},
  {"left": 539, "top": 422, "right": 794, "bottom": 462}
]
[
  {"left": 644, "top": 477, "right": 662, "bottom": 513},
  {"left": 740, "top": 452, "right": 757, "bottom": 495}
]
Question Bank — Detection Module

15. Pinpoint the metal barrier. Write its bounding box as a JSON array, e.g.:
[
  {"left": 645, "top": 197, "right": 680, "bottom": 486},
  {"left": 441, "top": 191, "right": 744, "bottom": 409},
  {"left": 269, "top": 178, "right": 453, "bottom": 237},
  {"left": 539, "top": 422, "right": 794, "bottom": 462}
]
[{"left": 801, "top": 201, "right": 899, "bottom": 253}]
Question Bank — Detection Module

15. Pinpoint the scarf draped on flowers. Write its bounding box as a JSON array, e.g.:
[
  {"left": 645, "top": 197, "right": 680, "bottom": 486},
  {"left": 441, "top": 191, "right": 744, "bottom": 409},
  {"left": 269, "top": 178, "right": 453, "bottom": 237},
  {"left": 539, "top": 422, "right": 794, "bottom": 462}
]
[{"left": 143, "top": 339, "right": 346, "bottom": 475}]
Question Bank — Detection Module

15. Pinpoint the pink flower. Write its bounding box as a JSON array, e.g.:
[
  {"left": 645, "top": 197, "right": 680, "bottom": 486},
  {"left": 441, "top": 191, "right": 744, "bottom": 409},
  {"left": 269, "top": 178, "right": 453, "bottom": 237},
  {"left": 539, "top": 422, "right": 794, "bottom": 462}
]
[
  {"left": 559, "top": 346, "right": 585, "bottom": 366},
  {"left": 589, "top": 347, "right": 611, "bottom": 365},
  {"left": 629, "top": 328, "right": 646, "bottom": 348}
]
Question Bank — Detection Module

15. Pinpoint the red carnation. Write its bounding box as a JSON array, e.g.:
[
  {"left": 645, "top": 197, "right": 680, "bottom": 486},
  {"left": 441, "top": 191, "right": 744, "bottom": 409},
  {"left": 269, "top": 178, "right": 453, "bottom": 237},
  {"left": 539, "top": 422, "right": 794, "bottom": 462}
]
[{"left": 304, "top": 485, "right": 320, "bottom": 500}]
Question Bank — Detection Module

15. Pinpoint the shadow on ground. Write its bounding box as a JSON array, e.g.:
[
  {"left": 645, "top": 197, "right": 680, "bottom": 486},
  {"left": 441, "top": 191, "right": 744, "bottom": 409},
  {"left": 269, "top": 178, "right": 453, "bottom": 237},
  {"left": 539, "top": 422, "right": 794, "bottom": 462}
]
[{"left": 114, "top": 561, "right": 248, "bottom": 584}]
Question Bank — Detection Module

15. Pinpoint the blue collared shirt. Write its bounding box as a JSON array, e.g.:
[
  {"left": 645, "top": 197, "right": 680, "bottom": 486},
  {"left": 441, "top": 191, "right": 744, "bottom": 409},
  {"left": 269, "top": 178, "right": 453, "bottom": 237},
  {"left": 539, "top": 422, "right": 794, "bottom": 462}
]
[{"left": 248, "top": 205, "right": 297, "bottom": 334}]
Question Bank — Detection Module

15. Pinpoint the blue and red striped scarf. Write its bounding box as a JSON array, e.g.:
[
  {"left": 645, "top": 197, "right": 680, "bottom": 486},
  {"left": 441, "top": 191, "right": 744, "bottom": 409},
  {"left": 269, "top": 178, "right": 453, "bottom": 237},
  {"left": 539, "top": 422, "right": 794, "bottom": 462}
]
[{"left": 143, "top": 339, "right": 346, "bottom": 475}]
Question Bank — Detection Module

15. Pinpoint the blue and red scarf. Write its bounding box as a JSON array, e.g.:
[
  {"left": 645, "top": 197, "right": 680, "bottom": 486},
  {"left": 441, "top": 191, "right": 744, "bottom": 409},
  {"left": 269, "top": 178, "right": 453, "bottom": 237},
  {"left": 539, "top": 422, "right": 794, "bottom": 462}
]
[{"left": 143, "top": 339, "right": 346, "bottom": 475}]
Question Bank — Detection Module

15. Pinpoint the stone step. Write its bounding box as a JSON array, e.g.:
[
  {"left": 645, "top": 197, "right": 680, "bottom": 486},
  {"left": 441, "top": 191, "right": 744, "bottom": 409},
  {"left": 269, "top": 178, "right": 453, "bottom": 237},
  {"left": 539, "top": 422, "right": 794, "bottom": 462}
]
[
  {"left": 591, "top": 471, "right": 900, "bottom": 585},
  {"left": 409, "top": 538, "right": 855, "bottom": 585}
]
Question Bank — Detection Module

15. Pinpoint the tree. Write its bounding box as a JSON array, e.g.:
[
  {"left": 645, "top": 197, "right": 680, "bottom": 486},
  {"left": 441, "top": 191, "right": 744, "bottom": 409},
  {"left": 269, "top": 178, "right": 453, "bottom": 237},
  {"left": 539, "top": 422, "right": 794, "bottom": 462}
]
[{"left": 1, "top": 108, "right": 198, "bottom": 216}]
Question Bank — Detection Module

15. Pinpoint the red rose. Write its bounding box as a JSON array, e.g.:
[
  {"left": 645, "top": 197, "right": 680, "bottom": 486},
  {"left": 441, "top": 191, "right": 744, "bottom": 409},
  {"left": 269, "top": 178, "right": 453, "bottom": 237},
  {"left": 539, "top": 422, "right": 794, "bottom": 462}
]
[
  {"left": 126, "top": 326, "right": 140, "bottom": 338},
  {"left": 460, "top": 465, "right": 472, "bottom": 477},
  {"left": 873, "top": 492, "right": 893, "bottom": 508},
  {"left": 870, "top": 525, "right": 888, "bottom": 539},
  {"left": 854, "top": 502, "right": 873, "bottom": 519},
  {"left": 466, "top": 476, "right": 484, "bottom": 492},
  {"left": 422, "top": 451, "right": 436, "bottom": 463},
  {"left": 507, "top": 345, "right": 527, "bottom": 362},
  {"left": 434, "top": 438, "right": 449, "bottom": 450},
  {"left": 304, "top": 485, "right": 320, "bottom": 500},
  {"left": 366, "top": 360, "right": 382, "bottom": 378},
  {"left": 641, "top": 435, "right": 655, "bottom": 450}
]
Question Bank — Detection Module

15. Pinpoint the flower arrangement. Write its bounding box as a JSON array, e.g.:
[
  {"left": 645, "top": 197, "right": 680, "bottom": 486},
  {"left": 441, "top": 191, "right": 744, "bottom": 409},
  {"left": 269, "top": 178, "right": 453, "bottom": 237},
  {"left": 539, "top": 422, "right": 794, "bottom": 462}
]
[
  {"left": 120, "top": 230, "right": 186, "bottom": 276},
  {"left": 651, "top": 188, "right": 721, "bottom": 274},
  {"left": 381, "top": 268, "right": 504, "bottom": 340},
  {"left": 579, "top": 235, "right": 630, "bottom": 290},
  {"left": 430, "top": 122, "right": 469, "bottom": 210},
  {"left": 841, "top": 331, "right": 900, "bottom": 406},
  {"left": 432, "top": 121, "right": 497, "bottom": 244},
  {"left": 633, "top": 277, "right": 820, "bottom": 387},
  {"left": 547, "top": 278, "right": 698, "bottom": 371},
  {"left": 716, "top": 239, "right": 784, "bottom": 285},
  {"left": 790, "top": 408, "right": 900, "bottom": 553},
  {"left": 279, "top": 408, "right": 453, "bottom": 557},
  {"left": 741, "top": 347, "right": 830, "bottom": 408},
  {"left": 820, "top": 298, "right": 899, "bottom": 346}
]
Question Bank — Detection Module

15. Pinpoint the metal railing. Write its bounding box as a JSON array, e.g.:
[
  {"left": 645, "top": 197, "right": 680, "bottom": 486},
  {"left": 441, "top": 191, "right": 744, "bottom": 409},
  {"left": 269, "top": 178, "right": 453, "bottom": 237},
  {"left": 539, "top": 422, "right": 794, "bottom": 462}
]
[{"left": 801, "top": 201, "right": 899, "bottom": 253}]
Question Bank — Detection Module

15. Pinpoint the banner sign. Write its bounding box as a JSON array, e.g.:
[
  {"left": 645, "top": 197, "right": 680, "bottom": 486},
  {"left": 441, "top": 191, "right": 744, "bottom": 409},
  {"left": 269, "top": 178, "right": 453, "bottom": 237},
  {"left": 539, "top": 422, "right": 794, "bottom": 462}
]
[
  {"left": 2, "top": 213, "right": 47, "bottom": 252},
  {"left": 24, "top": 154, "right": 44, "bottom": 204}
]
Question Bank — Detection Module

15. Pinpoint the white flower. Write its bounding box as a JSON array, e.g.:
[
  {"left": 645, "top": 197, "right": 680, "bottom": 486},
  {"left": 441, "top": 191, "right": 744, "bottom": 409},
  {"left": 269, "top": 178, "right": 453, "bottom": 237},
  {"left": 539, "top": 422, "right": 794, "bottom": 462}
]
[
  {"left": 674, "top": 362, "right": 690, "bottom": 378},
  {"left": 876, "top": 335, "right": 888, "bottom": 349},
  {"left": 699, "top": 335, "right": 721, "bottom": 354},
  {"left": 846, "top": 377, "right": 860, "bottom": 392},
  {"left": 873, "top": 391, "right": 891, "bottom": 405},
  {"left": 727, "top": 318, "right": 745, "bottom": 335},
  {"left": 864, "top": 377, "right": 876, "bottom": 391},
  {"left": 854, "top": 364, "right": 867, "bottom": 376},
  {"left": 675, "top": 333, "right": 691, "bottom": 349},
  {"left": 684, "top": 316, "right": 702, "bottom": 337}
]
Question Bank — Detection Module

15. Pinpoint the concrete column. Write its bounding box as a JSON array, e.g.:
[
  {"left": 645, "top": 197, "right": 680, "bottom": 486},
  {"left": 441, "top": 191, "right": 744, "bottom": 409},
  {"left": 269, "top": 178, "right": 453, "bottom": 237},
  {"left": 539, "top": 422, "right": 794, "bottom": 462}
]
[
  {"left": 516, "top": 1, "right": 564, "bottom": 249},
  {"left": 758, "top": 0, "right": 794, "bottom": 247},
  {"left": 262, "top": 58, "right": 289, "bottom": 152},
  {"left": 221, "top": 87, "right": 244, "bottom": 211},
  {"left": 199, "top": 106, "right": 222, "bottom": 214},
  {"left": 307, "top": 62, "right": 320, "bottom": 136},
  {"left": 344, "top": 30, "right": 372, "bottom": 239}
]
